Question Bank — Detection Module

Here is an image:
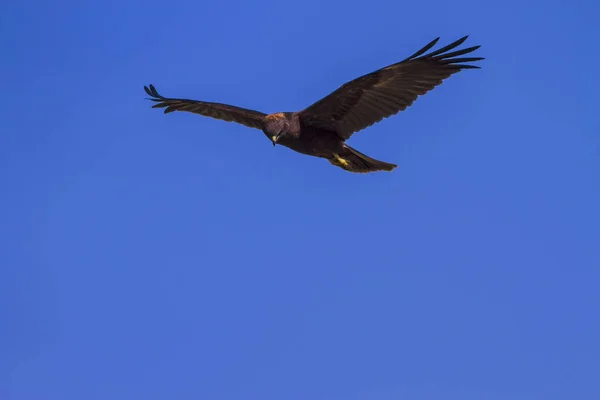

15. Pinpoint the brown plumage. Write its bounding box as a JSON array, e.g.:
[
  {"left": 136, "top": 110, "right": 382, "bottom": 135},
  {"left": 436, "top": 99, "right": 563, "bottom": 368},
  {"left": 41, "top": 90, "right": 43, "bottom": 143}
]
[{"left": 144, "top": 36, "right": 484, "bottom": 173}]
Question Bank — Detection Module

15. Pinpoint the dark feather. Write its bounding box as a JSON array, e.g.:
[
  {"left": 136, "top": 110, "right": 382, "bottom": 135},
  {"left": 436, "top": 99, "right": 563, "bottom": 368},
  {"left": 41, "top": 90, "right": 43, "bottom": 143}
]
[
  {"left": 144, "top": 84, "right": 267, "bottom": 130},
  {"left": 298, "top": 36, "right": 484, "bottom": 139}
]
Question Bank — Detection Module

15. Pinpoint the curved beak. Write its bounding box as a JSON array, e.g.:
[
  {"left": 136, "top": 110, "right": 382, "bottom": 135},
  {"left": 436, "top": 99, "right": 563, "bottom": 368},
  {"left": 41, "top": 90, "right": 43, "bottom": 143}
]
[{"left": 271, "top": 134, "right": 279, "bottom": 146}]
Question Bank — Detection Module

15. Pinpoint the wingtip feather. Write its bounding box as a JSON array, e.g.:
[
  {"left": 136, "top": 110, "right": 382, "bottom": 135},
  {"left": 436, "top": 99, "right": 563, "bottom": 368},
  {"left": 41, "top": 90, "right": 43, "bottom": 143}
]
[
  {"left": 406, "top": 37, "right": 441, "bottom": 60},
  {"left": 406, "top": 35, "right": 484, "bottom": 69}
]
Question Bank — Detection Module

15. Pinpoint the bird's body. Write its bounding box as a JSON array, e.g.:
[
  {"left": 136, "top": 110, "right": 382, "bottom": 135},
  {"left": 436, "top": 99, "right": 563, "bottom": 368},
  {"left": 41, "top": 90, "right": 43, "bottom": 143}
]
[
  {"left": 263, "top": 113, "right": 338, "bottom": 158},
  {"left": 261, "top": 112, "right": 398, "bottom": 172},
  {"left": 144, "top": 35, "right": 484, "bottom": 173}
]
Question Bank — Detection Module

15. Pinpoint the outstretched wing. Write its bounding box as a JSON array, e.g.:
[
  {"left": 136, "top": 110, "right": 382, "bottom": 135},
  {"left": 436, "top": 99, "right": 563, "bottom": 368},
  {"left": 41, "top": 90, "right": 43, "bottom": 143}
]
[
  {"left": 144, "top": 84, "right": 267, "bottom": 130},
  {"left": 298, "top": 36, "right": 484, "bottom": 139}
]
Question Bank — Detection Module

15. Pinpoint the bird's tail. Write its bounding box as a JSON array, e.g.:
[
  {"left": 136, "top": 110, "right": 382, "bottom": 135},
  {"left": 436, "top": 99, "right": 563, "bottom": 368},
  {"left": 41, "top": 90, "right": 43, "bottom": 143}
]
[{"left": 328, "top": 145, "right": 397, "bottom": 173}]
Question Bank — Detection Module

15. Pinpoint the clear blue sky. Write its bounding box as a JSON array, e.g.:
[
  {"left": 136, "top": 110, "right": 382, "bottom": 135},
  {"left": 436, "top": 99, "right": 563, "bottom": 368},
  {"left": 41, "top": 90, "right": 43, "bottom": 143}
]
[{"left": 2, "top": 0, "right": 599, "bottom": 399}]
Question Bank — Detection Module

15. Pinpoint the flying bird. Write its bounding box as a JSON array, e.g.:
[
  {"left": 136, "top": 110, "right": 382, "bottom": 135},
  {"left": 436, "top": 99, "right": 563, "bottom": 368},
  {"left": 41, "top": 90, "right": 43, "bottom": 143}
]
[{"left": 144, "top": 36, "right": 483, "bottom": 173}]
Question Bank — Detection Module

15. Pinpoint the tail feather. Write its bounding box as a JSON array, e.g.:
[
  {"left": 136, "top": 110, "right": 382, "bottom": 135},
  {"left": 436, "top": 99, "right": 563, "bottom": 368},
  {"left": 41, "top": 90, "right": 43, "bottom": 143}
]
[{"left": 328, "top": 145, "right": 397, "bottom": 173}]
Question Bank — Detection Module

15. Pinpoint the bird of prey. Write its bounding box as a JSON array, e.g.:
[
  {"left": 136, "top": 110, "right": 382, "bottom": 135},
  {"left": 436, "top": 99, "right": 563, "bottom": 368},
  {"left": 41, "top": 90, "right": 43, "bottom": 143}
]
[{"left": 144, "top": 36, "right": 483, "bottom": 173}]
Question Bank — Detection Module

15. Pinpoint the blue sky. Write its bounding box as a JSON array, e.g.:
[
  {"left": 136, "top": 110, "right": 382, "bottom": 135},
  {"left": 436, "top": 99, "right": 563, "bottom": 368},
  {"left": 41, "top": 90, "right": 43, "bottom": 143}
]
[{"left": 1, "top": 0, "right": 599, "bottom": 399}]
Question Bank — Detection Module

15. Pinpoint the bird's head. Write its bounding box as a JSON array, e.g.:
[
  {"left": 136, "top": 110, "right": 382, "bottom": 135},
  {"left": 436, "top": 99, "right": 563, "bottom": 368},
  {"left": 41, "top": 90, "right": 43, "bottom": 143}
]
[{"left": 263, "top": 113, "right": 287, "bottom": 146}]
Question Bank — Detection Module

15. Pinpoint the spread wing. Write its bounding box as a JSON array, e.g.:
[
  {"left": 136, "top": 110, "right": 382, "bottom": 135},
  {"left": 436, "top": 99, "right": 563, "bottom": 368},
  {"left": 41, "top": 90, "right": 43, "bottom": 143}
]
[
  {"left": 298, "top": 36, "right": 484, "bottom": 139},
  {"left": 144, "top": 84, "right": 267, "bottom": 130}
]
